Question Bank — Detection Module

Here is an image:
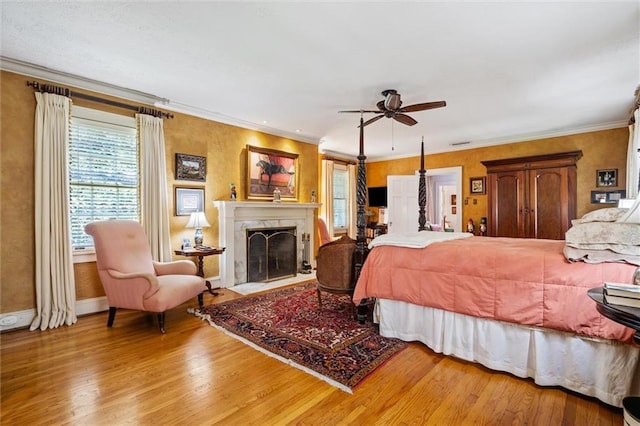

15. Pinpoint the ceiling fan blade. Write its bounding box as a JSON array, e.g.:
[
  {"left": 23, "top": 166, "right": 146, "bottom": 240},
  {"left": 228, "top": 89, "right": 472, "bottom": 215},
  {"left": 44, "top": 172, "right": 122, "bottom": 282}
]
[
  {"left": 360, "top": 115, "right": 384, "bottom": 127},
  {"left": 393, "top": 114, "right": 418, "bottom": 126},
  {"left": 399, "top": 101, "right": 446, "bottom": 113},
  {"left": 339, "top": 109, "right": 383, "bottom": 114}
]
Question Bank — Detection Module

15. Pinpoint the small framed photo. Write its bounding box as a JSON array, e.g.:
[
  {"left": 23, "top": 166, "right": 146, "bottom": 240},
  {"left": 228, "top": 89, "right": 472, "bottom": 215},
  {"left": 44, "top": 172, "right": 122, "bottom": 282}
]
[
  {"left": 591, "top": 189, "right": 626, "bottom": 204},
  {"left": 596, "top": 169, "right": 617, "bottom": 187},
  {"left": 175, "top": 153, "right": 206, "bottom": 182},
  {"left": 175, "top": 187, "right": 204, "bottom": 216},
  {"left": 470, "top": 177, "right": 486, "bottom": 195}
]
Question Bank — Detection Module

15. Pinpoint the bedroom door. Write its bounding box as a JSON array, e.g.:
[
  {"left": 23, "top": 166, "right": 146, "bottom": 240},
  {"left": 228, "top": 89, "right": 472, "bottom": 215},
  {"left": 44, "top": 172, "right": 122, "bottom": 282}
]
[{"left": 387, "top": 175, "right": 419, "bottom": 233}]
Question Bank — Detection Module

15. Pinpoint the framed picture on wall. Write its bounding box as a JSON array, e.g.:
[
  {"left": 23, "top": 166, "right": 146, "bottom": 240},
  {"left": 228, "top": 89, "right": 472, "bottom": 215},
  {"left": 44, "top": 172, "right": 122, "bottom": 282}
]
[
  {"left": 175, "top": 153, "right": 206, "bottom": 182},
  {"left": 175, "top": 187, "right": 204, "bottom": 216},
  {"left": 246, "top": 145, "right": 298, "bottom": 200},
  {"left": 596, "top": 169, "right": 617, "bottom": 187},
  {"left": 470, "top": 177, "right": 486, "bottom": 195}
]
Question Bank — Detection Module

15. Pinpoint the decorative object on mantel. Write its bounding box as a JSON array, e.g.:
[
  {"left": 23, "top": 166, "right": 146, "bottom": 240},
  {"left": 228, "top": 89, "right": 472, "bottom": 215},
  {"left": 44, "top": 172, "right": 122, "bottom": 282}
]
[
  {"left": 175, "top": 153, "right": 206, "bottom": 182},
  {"left": 273, "top": 187, "right": 281, "bottom": 203},
  {"left": 246, "top": 145, "right": 298, "bottom": 201},
  {"left": 311, "top": 189, "right": 316, "bottom": 203},
  {"left": 229, "top": 183, "right": 237, "bottom": 200},
  {"left": 190, "top": 282, "right": 406, "bottom": 392},
  {"left": 186, "top": 211, "right": 210, "bottom": 246}
]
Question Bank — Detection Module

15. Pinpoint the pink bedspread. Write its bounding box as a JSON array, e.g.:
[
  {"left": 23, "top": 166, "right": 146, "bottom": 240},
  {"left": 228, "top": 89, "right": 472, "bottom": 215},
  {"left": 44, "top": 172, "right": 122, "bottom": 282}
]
[{"left": 353, "top": 237, "right": 637, "bottom": 343}]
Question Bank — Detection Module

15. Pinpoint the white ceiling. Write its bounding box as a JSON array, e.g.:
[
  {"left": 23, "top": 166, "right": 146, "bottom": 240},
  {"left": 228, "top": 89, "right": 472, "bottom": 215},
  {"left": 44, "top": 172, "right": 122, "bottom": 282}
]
[{"left": 1, "top": 1, "right": 638, "bottom": 160}]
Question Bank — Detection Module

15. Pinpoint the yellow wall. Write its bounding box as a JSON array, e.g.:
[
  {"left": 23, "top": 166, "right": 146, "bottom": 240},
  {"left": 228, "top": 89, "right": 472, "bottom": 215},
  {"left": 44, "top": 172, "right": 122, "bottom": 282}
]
[
  {"left": 367, "top": 128, "right": 629, "bottom": 227},
  {"left": 0, "top": 69, "right": 630, "bottom": 315},
  {"left": 0, "top": 71, "right": 319, "bottom": 312}
]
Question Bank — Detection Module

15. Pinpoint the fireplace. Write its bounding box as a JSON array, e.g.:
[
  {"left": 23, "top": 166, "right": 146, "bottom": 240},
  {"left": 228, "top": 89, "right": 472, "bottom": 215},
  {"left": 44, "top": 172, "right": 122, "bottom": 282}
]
[
  {"left": 246, "top": 226, "right": 297, "bottom": 282},
  {"left": 213, "top": 201, "right": 320, "bottom": 287}
]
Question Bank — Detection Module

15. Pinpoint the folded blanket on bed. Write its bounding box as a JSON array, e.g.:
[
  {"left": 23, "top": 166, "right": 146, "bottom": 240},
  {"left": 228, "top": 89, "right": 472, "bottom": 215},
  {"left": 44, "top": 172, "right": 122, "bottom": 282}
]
[
  {"left": 563, "top": 245, "right": 640, "bottom": 266},
  {"left": 368, "top": 230, "right": 472, "bottom": 249}
]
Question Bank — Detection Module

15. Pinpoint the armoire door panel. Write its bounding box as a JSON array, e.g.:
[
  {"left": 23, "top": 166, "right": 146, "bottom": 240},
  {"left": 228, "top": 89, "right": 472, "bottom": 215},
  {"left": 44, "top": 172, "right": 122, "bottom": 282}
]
[
  {"left": 490, "top": 171, "right": 525, "bottom": 238},
  {"left": 532, "top": 168, "right": 566, "bottom": 240}
]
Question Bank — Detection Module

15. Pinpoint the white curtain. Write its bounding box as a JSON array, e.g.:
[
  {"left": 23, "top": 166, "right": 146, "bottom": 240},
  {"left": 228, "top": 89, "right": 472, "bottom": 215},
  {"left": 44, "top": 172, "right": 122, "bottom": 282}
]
[
  {"left": 32, "top": 92, "right": 77, "bottom": 331},
  {"left": 320, "top": 159, "right": 335, "bottom": 235},
  {"left": 137, "top": 114, "right": 172, "bottom": 262},
  {"left": 627, "top": 109, "right": 640, "bottom": 199},
  {"left": 347, "top": 163, "right": 357, "bottom": 238}
]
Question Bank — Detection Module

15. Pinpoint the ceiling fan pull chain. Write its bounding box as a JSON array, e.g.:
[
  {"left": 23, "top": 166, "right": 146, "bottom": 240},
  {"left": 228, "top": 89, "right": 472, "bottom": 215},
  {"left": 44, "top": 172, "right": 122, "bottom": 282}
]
[{"left": 391, "top": 120, "right": 395, "bottom": 151}]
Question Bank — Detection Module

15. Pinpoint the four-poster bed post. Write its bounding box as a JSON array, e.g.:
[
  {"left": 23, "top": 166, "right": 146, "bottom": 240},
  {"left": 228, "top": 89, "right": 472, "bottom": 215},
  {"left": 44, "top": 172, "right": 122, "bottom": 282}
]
[
  {"left": 354, "top": 115, "right": 368, "bottom": 281},
  {"left": 418, "top": 139, "right": 427, "bottom": 231}
]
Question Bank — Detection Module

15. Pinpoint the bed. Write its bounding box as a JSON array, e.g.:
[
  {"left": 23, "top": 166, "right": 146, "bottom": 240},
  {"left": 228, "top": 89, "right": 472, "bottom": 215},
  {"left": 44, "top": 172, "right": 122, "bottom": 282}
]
[{"left": 350, "top": 136, "right": 640, "bottom": 407}]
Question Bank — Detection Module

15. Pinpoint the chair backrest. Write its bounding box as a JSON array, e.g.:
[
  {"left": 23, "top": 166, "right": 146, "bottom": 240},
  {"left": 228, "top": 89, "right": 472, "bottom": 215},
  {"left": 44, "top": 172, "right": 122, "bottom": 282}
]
[
  {"left": 316, "top": 235, "right": 356, "bottom": 290},
  {"left": 317, "top": 217, "right": 332, "bottom": 246},
  {"left": 85, "top": 220, "right": 155, "bottom": 276}
]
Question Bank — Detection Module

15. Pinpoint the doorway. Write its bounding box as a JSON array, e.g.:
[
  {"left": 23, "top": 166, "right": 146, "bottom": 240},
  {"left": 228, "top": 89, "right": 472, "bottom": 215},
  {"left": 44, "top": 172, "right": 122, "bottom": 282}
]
[{"left": 386, "top": 166, "right": 462, "bottom": 233}]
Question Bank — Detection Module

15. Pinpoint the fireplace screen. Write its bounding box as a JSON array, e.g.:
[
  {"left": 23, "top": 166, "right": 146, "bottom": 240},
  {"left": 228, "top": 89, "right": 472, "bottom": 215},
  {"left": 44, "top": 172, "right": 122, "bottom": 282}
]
[{"left": 246, "top": 227, "right": 297, "bottom": 282}]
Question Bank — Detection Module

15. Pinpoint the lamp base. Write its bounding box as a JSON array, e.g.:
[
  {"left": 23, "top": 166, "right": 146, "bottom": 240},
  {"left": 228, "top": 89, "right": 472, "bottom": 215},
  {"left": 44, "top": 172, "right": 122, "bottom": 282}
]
[{"left": 194, "top": 228, "right": 203, "bottom": 246}]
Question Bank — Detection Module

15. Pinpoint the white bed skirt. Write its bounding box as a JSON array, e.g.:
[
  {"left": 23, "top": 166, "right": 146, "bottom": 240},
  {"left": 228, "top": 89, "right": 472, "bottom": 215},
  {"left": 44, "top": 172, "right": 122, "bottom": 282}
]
[{"left": 376, "top": 298, "right": 640, "bottom": 408}]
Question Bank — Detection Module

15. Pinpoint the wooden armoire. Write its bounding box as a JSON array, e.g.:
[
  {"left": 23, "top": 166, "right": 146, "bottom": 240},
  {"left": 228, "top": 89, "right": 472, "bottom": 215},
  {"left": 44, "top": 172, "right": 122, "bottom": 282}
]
[{"left": 481, "top": 151, "right": 582, "bottom": 240}]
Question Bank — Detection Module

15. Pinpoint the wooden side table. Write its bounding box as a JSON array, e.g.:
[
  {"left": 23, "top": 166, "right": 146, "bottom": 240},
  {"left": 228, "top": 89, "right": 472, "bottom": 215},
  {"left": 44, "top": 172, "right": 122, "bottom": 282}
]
[
  {"left": 175, "top": 247, "right": 225, "bottom": 296},
  {"left": 174, "top": 247, "right": 225, "bottom": 278},
  {"left": 588, "top": 287, "right": 640, "bottom": 345}
]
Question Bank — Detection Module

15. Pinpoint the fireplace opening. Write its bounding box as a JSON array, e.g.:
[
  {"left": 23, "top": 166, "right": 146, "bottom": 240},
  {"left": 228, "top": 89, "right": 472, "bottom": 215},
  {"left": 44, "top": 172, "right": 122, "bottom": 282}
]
[{"left": 246, "top": 226, "right": 297, "bottom": 282}]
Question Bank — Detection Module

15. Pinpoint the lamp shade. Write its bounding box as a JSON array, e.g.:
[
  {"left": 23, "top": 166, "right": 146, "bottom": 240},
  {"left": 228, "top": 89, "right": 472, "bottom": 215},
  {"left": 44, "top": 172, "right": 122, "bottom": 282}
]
[{"left": 186, "top": 211, "right": 210, "bottom": 229}]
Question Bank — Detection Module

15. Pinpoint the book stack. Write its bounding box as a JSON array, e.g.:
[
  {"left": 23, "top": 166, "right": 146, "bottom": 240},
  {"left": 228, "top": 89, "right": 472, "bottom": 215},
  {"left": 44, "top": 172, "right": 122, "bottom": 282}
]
[{"left": 604, "top": 282, "right": 640, "bottom": 308}]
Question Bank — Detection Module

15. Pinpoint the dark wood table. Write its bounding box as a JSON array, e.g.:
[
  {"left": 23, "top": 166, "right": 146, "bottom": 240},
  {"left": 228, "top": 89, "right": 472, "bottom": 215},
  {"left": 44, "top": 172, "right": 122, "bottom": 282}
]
[
  {"left": 174, "top": 247, "right": 225, "bottom": 278},
  {"left": 588, "top": 287, "right": 640, "bottom": 345},
  {"left": 175, "top": 247, "right": 226, "bottom": 297}
]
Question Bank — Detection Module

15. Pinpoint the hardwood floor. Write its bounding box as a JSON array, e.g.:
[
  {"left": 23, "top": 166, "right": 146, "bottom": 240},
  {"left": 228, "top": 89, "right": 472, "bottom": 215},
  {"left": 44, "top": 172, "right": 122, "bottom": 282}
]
[{"left": 1, "top": 287, "right": 624, "bottom": 425}]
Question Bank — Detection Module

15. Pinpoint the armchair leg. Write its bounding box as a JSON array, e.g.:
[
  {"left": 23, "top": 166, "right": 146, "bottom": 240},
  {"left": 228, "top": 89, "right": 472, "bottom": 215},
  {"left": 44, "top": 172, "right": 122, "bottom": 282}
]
[
  {"left": 316, "top": 288, "right": 323, "bottom": 310},
  {"left": 198, "top": 293, "right": 204, "bottom": 309},
  {"left": 157, "top": 312, "right": 166, "bottom": 334},
  {"left": 107, "top": 307, "right": 117, "bottom": 327}
]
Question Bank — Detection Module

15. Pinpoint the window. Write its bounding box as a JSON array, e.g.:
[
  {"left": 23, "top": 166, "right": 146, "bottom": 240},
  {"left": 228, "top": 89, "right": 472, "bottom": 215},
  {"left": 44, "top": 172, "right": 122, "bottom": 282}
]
[
  {"left": 69, "top": 107, "right": 138, "bottom": 256},
  {"left": 332, "top": 164, "right": 349, "bottom": 231}
]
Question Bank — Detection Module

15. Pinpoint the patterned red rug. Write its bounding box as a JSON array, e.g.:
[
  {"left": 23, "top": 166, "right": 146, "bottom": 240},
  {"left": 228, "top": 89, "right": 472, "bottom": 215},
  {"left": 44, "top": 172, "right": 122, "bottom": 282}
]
[{"left": 192, "top": 282, "right": 407, "bottom": 392}]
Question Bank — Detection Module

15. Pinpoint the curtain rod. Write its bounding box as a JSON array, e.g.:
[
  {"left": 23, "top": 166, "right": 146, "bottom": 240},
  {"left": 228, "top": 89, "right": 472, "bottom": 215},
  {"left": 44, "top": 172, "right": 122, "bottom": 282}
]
[
  {"left": 27, "top": 80, "right": 173, "bottom": 119},
  {"left": 321, "top": 154, "right": 356, "bottom": 165}
]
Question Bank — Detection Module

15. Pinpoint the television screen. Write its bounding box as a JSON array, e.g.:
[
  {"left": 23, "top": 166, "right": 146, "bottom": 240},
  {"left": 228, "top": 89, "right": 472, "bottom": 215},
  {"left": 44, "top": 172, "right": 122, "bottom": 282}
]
[{"left": 368, "top": 186, "right": 388, "bottom": 207}]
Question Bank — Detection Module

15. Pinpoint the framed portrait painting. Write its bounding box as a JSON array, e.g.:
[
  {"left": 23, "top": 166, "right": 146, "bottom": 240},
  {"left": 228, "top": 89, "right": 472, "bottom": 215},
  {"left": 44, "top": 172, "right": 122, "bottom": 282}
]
[{"left": 246, "top": 145, "right": 299, "bottom": 200}]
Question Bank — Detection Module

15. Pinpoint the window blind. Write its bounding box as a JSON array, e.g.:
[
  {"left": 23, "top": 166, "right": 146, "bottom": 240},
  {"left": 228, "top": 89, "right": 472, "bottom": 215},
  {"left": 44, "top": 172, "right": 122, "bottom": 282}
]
[{"left": 69, "top": 111, "right": 138, "bottom": 249}]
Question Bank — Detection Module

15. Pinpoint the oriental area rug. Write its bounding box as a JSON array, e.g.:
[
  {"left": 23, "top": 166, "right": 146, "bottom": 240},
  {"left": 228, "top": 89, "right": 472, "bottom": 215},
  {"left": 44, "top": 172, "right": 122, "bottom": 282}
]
[{"left": 190, "top": 282, "right": 407, "bottom": 393}]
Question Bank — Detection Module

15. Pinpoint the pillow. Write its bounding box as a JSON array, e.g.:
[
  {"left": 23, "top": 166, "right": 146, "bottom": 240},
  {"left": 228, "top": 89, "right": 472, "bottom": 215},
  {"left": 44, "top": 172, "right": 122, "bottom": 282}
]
[{"left": 578, "top": 208, "right": 628, "bottom": 223}]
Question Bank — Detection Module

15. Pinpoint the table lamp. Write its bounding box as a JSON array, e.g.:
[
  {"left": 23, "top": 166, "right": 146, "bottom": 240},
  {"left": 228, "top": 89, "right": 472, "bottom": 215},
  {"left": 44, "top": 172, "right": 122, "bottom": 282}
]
[{"left": 186, "top": 211, "right": 210, "bottom": 246}]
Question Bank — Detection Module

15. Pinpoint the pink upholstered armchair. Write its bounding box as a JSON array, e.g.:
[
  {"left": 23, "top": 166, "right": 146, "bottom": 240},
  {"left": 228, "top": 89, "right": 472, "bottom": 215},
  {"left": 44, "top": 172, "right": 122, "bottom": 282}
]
[{"left": 85, "top": 220, "right": 209, "bottom": 333}]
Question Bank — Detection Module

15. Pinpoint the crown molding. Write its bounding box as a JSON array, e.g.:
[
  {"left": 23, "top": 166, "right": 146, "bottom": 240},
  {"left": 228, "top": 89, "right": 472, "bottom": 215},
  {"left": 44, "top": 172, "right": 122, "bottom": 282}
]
[
  {"left": 1, "top": 56, "right": 320, "bottom": 145},
  {"left": 1, "top": 56, "right": 168, "bottom": 105}
]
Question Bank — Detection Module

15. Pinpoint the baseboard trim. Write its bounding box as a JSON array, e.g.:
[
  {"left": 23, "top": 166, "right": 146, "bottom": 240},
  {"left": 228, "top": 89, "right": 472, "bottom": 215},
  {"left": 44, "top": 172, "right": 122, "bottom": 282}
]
[{"left": 0, "top": 276, "right": 221, "bottom": 332}]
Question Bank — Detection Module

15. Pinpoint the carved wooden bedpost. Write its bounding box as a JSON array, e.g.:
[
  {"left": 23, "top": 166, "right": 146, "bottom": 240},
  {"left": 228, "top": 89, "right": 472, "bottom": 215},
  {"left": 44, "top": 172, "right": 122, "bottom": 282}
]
[
  {"left": 355, "top": 116, "right": 370, "bottom": 323},
  {"left": 354, "top": 115, "right": 368, "bottom": 280},
  {"left": 418, "top": 138, "right": 427, "bottom": 231}
]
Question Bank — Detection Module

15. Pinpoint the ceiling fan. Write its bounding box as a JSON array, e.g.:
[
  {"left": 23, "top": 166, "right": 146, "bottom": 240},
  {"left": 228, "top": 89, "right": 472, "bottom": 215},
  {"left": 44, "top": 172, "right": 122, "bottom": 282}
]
[{"left": 340, "top": 89, "right": 446, "bottom": 127}]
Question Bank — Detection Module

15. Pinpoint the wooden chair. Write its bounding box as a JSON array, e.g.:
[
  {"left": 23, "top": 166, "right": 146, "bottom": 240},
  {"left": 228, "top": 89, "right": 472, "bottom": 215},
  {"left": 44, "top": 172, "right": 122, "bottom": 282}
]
[{"left": 316, "top": 235, "right": 357, "bottom": 316}]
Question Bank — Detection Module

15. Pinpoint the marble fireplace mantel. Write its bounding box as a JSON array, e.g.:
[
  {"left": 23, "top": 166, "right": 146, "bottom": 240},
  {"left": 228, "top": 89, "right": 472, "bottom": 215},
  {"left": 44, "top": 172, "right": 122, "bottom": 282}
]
[{"left": 213, "top": 201, "right": 321, "bottom": 287}]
